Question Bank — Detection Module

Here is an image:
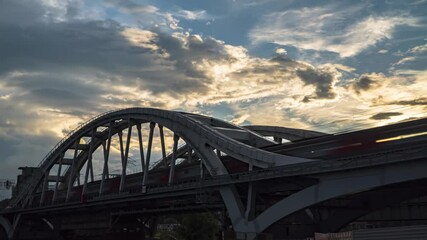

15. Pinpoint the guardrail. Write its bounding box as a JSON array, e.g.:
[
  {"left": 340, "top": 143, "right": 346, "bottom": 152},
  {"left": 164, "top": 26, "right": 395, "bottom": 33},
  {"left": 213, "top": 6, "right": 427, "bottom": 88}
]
[
  {"left": 8, "top": 109, "right": 125, "bottom": 208},
  {"left": 9, "top": 110, "right": 427, "bottom": 210},
  {"left": 15, "top": 140, "right": 427, "bottom": 211}
]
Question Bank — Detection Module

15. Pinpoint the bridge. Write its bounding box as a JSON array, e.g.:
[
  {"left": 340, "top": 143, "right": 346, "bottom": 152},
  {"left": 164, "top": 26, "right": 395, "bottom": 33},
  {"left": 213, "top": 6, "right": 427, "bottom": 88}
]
[{"left": 0, "top": 108, "right": 426, "bottom": 239}]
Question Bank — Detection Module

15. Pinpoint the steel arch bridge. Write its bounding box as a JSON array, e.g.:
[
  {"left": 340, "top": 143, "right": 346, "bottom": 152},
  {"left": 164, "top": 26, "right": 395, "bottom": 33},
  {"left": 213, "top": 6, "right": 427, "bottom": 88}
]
[{"left": 1, "top": 108, "right": 427, "bottom": 240}]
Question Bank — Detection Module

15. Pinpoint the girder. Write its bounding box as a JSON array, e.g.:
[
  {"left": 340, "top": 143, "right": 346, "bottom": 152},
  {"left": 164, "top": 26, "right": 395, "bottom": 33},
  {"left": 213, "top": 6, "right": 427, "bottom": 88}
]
[
  {"left": 9, "top": 108, "right": 314, "bottom": 210},
  {"left": 213, "top": 127, "right": 251, "bottom": 140},
  {"left": 0, "top": 216, "right": 12, "bottom": 239},
  {"left": 59, "top": 158, "right": 73, "bottom": 165},
  {"left": 316, "top": 182, "right": 427, "bottom": 233},
  {"left": 47, "top": 176, "right": 64, "bottom": 182},
  {"left": 237, "top": 158, "right": 427, "bottom": 234},
  {"left": 243, "top": 125, "right": 326, "bottom": 142},
  {"left": 68, "top": 143, "right": 90, "bottom": 151},
  {"left": 4, "top": 108, "right": 426, "bottom": 240}
]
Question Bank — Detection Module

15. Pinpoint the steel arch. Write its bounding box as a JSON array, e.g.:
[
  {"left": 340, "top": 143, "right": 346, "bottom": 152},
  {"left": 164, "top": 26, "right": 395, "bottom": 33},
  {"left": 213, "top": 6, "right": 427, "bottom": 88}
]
[
  {"left": 0, "top": 216, "right": 11, "bottom": 239},
  {"left": 243, "top": 125, "right": 326, "bottom": 142},
  {"left": 230, "top": 158, "right": 427, "bottom": 234},
  {"left": 11, "top": 108, "right": 315, "bottom": 209}
]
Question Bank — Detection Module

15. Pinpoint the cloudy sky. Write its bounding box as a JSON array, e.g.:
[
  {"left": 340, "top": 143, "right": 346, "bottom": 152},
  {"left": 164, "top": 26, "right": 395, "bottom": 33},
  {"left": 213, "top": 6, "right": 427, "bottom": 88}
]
[{"left": 0, "top": 0, "right": 426, "bottom": 197}]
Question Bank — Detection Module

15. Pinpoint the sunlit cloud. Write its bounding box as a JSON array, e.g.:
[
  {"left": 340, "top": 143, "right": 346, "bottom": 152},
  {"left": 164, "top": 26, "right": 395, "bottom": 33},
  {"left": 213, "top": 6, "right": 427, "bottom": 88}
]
[
  {"left": 175, "top": 9, "right": 210, "bottom": 21},
  {"left": 104, "top": 0, "right": 159, "bottom": 14},
  {"left": 249, "top": 5, "right": 420, "bottom": 57},
  {"left": 0, "top": 0, "right": 426, "bottom": 184},
  {"left": 409, "top": 43, "right": 427, "bottom": 54}
]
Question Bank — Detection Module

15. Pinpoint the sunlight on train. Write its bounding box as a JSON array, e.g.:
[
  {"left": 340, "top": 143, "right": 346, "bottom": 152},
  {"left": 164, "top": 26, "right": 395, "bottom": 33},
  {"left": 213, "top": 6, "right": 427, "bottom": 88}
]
[{"left": 376, "top": 131, "right": 427, "bottom": 143}]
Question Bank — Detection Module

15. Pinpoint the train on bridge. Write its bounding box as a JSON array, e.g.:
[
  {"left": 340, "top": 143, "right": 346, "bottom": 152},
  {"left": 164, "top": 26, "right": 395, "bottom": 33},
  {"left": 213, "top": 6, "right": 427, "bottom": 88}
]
[{"left": 1, "top": 108, "right": 427, "bottom": 240}]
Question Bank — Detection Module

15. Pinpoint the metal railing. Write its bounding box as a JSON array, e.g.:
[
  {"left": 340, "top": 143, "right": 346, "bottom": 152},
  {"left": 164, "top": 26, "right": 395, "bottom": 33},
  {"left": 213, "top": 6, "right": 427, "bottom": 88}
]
[
  {"left": 151, "top": 142, "right": 188, "bottom": 169},
  {"left": 9, "top": 109, "right": 124, "bottom": 208},
  {"left": 10, "top": 109, "right": 427, "bottom": 210},
  {"left": 22, "top": 141, "right": 427, "bottom": 211}
]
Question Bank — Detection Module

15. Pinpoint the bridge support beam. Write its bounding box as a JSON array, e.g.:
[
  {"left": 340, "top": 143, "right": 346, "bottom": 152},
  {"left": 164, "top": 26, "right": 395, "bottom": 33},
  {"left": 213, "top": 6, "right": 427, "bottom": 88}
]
[
  {"left": 143, "top": 122, "right": 155, "bottom": 186},
  {"left": 221, "top": 158, "right": 427, "bottom": 239},
  {"left": 119, "top": 120, "right": 132, "bottom": 193},
  {"left": 187, "top": 145, "right": 192, "bottom": 163},
  {"left": 9, "top": 108, "right": 319, "bottom": 210},
  {"left": 39, "top": 172, "right": 49, "bottom": 206},
  {"left": 158, "top": 125, "right": 167, "bottom": 168},
  {"left": 245, "top": 171, "right": 256, "bottom": 220},
  {"left": 83, "top": 129, "right": 96, "bottom": 195},
  {"left": 168, "top": 134, "right": 179, "bottom": 185},
  {"left": 136, "top": 123, "right": 146, "bottom": 183},
  {"left": 66, "top": 139, "right": 80, "bottom": 202},
  {"left": 0, "top": 216, "right": 12, "bottom": 240},
  {"left": 10, "top": 214, "right": 21, "bottom": 240},
  {"left": 100, "top": 122, "right": 113, "bottom": 195},
  {"left": 52, "top": 153, "right": 64, "bottom": 203}
]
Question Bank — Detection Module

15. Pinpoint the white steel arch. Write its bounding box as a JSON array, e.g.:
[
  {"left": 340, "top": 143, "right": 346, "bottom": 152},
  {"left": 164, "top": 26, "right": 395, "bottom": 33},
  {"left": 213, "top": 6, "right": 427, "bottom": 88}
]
[{"left": 10, "top": 108, "right": 315, "bottom": 209}]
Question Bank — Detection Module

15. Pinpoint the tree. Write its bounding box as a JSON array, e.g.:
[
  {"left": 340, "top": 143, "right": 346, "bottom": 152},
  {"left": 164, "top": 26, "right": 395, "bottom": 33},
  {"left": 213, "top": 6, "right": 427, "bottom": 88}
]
[{"left": 159, "top": 213, "right": 220, "bottom": 240}]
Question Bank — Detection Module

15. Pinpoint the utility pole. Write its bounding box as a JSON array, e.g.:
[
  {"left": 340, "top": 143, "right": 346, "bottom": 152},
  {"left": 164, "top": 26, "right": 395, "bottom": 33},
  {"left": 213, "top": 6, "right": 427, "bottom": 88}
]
[{"left": 0, "top": 179, "right": 15, "bottom": 190}]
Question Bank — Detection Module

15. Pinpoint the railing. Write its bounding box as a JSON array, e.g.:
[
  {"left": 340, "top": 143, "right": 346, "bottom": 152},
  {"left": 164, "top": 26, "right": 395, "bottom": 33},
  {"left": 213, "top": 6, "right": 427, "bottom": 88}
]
[
  {"left": 151, "top": 142, "right": 188, "bottom": 169},
  {"left": 138, "top": 142, "right": 427, "bottom": 195},
  {"left": 21, "top": 141, "right": 427, "bottom": 211},
  {"left": 9, "top": 109, "right": 124, "bottom": 208},
  {"left": 37, "top": 109, "right": 121, "bottom": 169},
  {"left": 10, "top": 109, "right": 427, "bottom": 210},
  {"left": 9, "top": 108, "right": 191, "bottom": 208}
]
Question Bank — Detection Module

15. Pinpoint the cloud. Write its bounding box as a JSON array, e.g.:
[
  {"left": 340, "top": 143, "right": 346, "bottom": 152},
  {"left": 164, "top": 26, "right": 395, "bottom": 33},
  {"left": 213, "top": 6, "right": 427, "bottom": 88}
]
[
  {"left": 352, "top": 75, "right": 381, "bottom": 94},
  {"left": 370, "top": 112, "right": 403, "bottom": 120},
  {"left": 249, "top": 5, "right": 419, "bottom": 57},
  {"left": 409, "top": 43, "right": 427, "bottom": 54},
  {"left": 275, "top": 48, "right": 287, "bottom": 55},
  {"left": 352, "top": 71, "right": 425, "bottom": 102},
  {"left": 296, "top": 66, "right": 338, "bottom": 100},
  {"left": 120, "top": 28, "right": 160, "bottom": 51},
  {"left": 394, "top": 56, "right": 416, "bottom": 66},
  {"left": 0, "top": 0, "right": 342, "bottom": 124},
  {"left": 175, "top": 9, "right": 210, "bottom": 20},
  {"left": 388, "top": 97, "right": 427, "bottom": 106},
  {"left": 0, "top": 0, "right": 426, "bottom": 186},
  {"left": 104, "top": 0, "right": 159, "bottom": 14}
]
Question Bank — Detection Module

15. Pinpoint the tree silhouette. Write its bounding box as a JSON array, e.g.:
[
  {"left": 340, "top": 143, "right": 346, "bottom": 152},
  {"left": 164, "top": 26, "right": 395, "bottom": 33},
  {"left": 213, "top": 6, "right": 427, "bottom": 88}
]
[{"left": 157, "top": 213, "right": 220, "bottom": 240}]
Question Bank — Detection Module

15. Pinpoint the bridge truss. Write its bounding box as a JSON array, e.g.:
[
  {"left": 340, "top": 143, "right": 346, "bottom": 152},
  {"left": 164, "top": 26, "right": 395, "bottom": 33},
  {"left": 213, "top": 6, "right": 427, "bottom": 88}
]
[{"left": 1, "top": 108, "right": 427, "bottom": 240}]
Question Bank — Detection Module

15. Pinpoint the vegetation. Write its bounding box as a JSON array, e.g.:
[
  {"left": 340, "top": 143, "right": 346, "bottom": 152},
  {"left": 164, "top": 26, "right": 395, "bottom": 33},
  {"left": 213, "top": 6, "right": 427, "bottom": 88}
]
[{"left": 156, "top": 213, "right": 220, "bottom": 240}]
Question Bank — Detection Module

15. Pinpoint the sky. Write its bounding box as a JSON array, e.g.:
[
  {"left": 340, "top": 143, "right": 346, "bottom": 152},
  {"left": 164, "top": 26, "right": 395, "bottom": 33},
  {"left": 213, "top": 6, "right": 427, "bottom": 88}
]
[{"left": 0, "top": 0, "right": 426, "bottom": 198}]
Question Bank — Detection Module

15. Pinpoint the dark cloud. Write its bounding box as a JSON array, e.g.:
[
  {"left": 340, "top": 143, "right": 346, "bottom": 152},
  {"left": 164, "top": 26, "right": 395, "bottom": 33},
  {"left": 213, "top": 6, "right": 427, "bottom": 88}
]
[
  {"left": 27, "top": 88, "right": 90, "bottom": 108},
  {"left": 2, "top": 0, "right": 345, "bottom": 105},
  {"left": 302, "top": 96, "right": 311, "bottom": 103},
  {"left": 0, "top": 1, "right": 46, "bottom": 26},
  {"left": 389, "top": 97, "right": 427, "bottom": 106},
  {"left": 0, "top": 99, "right": 61, "bottom": 178},
  {"left": 227, "top": 55, "right": 305, "bottom": 89},
  {"left": 0, "top": 130, "right": 57, "bottom": 161},
  {"left": 370, "top": 112, "right": 402, "bottom": 120},
  {"left": 0, "top": 20, "right": 157, "bottom": 76},
  {"left": 3, "top": 72, "right": 107, "bottom": 113},
  {"left": 352, "top": 75, "right": 379, "bottom": 94},
  {"left": 296, "top": 68, "right": 337, "bottom": 99},
  {"left": 0, "top": 1, "right": 211, "bottom": 96},
  {"left": 154, "top": 32, "right": 235, "bottom": 79},
  {"left": 271, "top": 54, "right": 294, "bottom": 63}
]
